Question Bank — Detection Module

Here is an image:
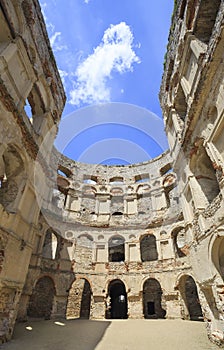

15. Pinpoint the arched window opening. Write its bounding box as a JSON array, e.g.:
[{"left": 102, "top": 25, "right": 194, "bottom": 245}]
[
  {"left": 108, "top": 236, "right": 125, "bottom": 262},
  {"left": 142, "top": 278, "right": 166, "bottom": 319},
  {"left": 83, "top": 175, "right": 97, "bottom": 184},
  {"left": 172, "top": 227, "right": 187, "bottom": 258},
  {"left": 160, "top": 163, "right": 173, "bottom": 176},
  {"left": 66, "top": 279, "right": 92, "bottom": 319},
  {"left": 25, "top": 84, "right": 46, "bottom": 134},
  {"left": 207, "top": 106, "right": 218, "bottom": 129},
  {"left": 194, "top": 0, "right": 221, "bottom": 44},
  {"left": 180, "top": 0, "right": 187, "bottom": 20},
  {"left": 24, "top": 98, "right": 32, "bottom": 119},
  {"left": 190, "top": 143, "right": 220, "bottom": 204},
  {"left": 140, "top": 235, "right": 158, "bottom": 262},
  {"left": 27, "top": 277, "right": 55, "bottom": 319},
  {"left": 57, "top": 164, "right": 72, "bottom": 178},
  {"left": 106, "top": 280, "right": 128, "bottom": 319},
  {"left": 163, "top": 174, "right": 176, "bottom": 208},
  {"left": 42, "top": 229, "right": 58, "bottom": 260},
  {"left": 134, "top": 174, "right": 149, "bottom": 183},
  {"left": 109, "top": 177, "right": 124, "bottom": 185},
  {"left": 185, "top": 0, "right": 197, "bottom": 29},
  {"left": 0, "top": 145, "right": 25, "bottom": 211},
  {"left": 175, "top": 84, "right": 187, "bottom": 122}
]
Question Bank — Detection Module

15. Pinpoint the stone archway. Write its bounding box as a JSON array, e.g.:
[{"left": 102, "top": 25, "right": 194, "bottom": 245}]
[
  {"left": 142, "top": 278, "right": 166, "bottom": 319},
  {"left": 66, "top": 278, "right": 92, "bottom": 319},
  {"left": 178, "top": 275, "right": 203, "bottom": 321},
  {"left": 107, "top": 279, "right": 128, "bottom": 319},
  {"left": 27, "top": 276, "right": 55, "bottom": 319}
]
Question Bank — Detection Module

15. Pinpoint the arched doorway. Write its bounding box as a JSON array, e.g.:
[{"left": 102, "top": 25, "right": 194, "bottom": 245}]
[
  {"left": 27, "top": 276, "right": 55, "bottom": 319},
  {"left": 142, "top": 278, "right": 166, "bottom": 319},
  {"left": 66, "top": 278, "right": 92, "bottom": 319},
  {"left": 179, "top": 275, "right": 203, "bottom": 321},
  {"left": 107, "top": 280, "right": 128, "bottom": 319}
]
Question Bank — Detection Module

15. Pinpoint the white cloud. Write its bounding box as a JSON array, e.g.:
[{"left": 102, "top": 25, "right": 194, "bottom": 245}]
[
  {"left": 84, "top": 0, "right": 91, "bottom": 3},
  {"left": 70, "top": 22, "right": 140, "bottom": 107},
  {"left": 41, "top": 2, "right": 67, "bottom": 53},
  {"left": 50, "top": 31, "right": 61, "bottom": 47},
  {"left": 50, "top": 31, "right": 67, "bottom": 52},
  {"left": 59, "top": 69, "right": 69, "bottom": 86}
]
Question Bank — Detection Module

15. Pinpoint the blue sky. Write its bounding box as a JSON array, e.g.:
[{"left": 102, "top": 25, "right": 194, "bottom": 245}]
[{"left": 41, "top": 1, "right": 174, "bottom": 164}]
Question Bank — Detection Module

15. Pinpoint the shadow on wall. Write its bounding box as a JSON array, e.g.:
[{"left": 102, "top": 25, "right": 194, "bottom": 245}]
[{"left": 2, "top": 319, "right": 111, "bottom": 350}]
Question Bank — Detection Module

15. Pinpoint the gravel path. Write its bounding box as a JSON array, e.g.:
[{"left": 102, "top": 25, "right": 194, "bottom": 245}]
[{"left": 1, "top": 319, "right": 218, "bottom": 350}]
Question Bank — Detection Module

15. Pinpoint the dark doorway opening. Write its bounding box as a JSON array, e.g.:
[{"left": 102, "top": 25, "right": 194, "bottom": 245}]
[
  {"left": 80, "top": 279, "right": 92, "bottom": 319},
  {"left": 147, "top": 301, "right": 155, "bottom": 315},
  {"left": 107, "top": 280, "right": 128, "bottom": 319},
  {"left": 185, "top": 276, "right": 203, "bottom": 321},
  {"left": 27, "top": 276, "right": 55, "bottom": 319},
  {"left": 143, "top": 278, "right": 166, "bottom": 319}
]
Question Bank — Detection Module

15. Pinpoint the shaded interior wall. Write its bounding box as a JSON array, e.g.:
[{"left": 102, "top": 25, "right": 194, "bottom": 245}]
[
  {"left": 179, "top": 275, "right": 203, "bottom": 321},
  {"left": 185, "top": 276, "right": 203, "bottom": 320},
  {"left": 27, "top": 277, "right": 55, "bottom": 319},
  {"left": 66, "top": 279, "right": 92, "bottom": 319},
  {"left": 142, "top": 278, "right": 166, "bottom": 319}
]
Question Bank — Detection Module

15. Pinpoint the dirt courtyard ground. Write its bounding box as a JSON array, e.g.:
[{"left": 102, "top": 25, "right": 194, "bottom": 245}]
[{"left": 1, "top": 319, "right": 218, "bottom": 350}]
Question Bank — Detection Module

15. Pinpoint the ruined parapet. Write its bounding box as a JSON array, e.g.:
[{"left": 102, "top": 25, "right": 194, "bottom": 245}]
[{"left": 46, "top": 148, "right": 181, "bottom": 229}]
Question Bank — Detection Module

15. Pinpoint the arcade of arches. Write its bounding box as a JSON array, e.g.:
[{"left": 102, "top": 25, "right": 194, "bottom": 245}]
[{"left": 0, "top": 0, "right": 224, "bottom": 347}]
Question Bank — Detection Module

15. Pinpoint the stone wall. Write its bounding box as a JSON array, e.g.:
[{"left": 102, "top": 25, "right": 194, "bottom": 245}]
[
  {"left": 0, "top": 0, "right": 65, "bottom": 342},
  {"left": 0, "top": 0, "right": 224, "bottom": 346},
  {"left": 160, "top": 0, "right": 224, "bottom": 344}
]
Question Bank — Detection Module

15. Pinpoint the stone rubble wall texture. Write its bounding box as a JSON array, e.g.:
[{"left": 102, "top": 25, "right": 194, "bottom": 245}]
[{"left": 0, "top": 0, "right": 224, "bottom": 347}]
